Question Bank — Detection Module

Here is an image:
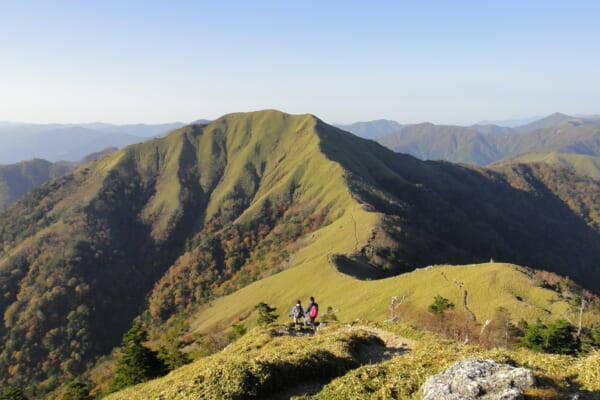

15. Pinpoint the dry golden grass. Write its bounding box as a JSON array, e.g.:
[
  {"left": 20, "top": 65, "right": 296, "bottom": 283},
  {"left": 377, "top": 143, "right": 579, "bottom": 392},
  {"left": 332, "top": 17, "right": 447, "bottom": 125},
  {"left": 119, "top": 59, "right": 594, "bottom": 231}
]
[{"left": 106, "top": 322, "right": 600, "bottom": 400}]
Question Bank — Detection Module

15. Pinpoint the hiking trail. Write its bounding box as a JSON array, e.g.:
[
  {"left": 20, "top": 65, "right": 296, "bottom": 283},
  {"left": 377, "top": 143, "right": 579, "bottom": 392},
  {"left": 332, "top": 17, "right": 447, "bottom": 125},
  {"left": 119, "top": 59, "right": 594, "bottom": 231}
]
[{"left": 266, "top": 325, "right": 413, "bottom": 400}]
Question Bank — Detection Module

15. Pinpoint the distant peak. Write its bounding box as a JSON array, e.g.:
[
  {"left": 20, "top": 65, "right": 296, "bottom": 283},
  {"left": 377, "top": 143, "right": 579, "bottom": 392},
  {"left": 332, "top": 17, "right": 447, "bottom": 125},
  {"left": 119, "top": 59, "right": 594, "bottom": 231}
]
[{"left": 547, "top": 112, "right": 573, "bottom": 119}]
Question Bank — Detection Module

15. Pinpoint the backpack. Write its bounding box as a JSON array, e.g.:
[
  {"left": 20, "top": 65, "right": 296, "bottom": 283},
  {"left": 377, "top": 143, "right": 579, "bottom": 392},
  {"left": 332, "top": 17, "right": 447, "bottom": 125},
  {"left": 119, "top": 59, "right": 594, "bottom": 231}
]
[
  {"left": 309, "top": 303, "right": 318, "bottom": 318},
  {"left": 294, "top": 307, "right": 302, "bottom": 317}
]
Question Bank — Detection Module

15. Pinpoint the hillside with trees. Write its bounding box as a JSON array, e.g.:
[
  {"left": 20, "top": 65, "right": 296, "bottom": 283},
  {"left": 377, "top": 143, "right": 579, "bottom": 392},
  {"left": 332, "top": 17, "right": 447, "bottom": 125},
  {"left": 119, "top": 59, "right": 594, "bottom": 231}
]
[{"left": 0, "top": 110, "right": 600, "bottom": 396}]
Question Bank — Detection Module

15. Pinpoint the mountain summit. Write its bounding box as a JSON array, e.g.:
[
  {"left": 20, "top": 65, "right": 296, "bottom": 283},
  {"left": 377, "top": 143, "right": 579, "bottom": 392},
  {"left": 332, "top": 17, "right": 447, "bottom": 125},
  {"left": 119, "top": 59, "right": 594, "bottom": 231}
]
[{"left": 0, "top": 110, "right": 599, "bottom": 393}]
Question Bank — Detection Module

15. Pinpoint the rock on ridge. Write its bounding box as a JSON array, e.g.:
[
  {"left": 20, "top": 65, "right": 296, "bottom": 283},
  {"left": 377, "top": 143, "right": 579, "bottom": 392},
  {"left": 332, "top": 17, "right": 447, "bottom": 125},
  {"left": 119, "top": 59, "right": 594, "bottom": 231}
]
[{"left": 421, "top": 359, "right": 535, "bottom": 400}]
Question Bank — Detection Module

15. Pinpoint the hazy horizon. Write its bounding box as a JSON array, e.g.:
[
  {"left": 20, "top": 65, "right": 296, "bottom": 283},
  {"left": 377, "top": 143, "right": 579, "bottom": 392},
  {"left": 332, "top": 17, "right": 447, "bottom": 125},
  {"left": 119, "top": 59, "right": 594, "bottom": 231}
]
[
  {"left": 2, "top": 1, "right": 599, "bottom": 126},
  {"left": 0, "top": 111, "right": 594, "bottom": 129}
]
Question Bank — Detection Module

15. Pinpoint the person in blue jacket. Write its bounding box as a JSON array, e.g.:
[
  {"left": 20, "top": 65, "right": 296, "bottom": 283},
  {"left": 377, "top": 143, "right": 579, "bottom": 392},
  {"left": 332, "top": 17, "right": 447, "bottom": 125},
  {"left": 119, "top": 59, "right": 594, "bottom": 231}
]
[{"left": 289, "top": 300, "right": 304, "bottom": 326}]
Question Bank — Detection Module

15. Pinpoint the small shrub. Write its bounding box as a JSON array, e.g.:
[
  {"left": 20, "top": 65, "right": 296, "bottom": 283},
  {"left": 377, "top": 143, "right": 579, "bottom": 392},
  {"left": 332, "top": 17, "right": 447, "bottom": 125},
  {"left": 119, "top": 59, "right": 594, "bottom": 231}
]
[
  {"left": 228, "top": 323, "right": 248, "bottom": 343},
  {"left": 428, "top": 295, "right": 454, "bottom": 318}
]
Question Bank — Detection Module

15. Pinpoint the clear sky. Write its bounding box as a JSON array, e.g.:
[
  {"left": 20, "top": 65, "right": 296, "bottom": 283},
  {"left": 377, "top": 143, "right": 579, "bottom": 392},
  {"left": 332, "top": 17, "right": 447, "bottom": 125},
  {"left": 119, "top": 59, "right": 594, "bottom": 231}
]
[{"left": 1, "top": 0, "right": 599, "bottom": 125}]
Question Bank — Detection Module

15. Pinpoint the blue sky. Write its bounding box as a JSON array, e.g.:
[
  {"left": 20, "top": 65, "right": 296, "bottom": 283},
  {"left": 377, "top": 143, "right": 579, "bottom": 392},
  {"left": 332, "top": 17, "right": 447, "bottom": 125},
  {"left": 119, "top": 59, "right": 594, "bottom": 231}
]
[{"left": 1, "top": 1, "right": 599, "bottom": 125}]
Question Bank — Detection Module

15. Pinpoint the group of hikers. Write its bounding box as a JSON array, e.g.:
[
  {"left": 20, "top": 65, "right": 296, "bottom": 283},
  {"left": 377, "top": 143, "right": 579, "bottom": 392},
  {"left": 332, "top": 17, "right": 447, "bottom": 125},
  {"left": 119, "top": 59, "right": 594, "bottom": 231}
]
[{"left": 289, "top": 297, "right": 318, "bottom": 328}]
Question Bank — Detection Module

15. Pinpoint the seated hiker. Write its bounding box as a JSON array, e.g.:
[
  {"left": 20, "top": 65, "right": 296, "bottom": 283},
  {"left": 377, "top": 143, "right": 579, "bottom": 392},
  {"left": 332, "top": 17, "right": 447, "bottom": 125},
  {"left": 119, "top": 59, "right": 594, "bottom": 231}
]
[
  {"left": 304, "top": 296, "right": 319, "bottom": 328},
  {"left": 289, "top": 300, "right": 304, "bottom": 325}
]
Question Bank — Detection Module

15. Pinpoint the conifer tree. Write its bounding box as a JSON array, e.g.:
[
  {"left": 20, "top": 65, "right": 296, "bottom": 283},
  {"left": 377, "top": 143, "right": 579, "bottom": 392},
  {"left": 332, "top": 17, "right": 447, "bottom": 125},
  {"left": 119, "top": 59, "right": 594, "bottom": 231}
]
[
  {"left": 428, "top": 295, "right": 454, "bottom": 319},
  {"left": 254, "top": 302, "right": 278, "bottom": 326},
  {"left": 110, "top": 321, "right": 168, "bottom": 392},
  {"left": 519, "top": 319, "right": 579, "bottom": 355}
]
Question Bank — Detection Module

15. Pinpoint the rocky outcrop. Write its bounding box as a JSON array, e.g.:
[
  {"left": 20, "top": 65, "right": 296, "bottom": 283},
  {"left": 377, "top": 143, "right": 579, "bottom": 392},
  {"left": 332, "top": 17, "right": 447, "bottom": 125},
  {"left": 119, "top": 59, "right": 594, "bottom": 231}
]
[{"left": 421, "top": 359, "right": 535, "bottom": 400}]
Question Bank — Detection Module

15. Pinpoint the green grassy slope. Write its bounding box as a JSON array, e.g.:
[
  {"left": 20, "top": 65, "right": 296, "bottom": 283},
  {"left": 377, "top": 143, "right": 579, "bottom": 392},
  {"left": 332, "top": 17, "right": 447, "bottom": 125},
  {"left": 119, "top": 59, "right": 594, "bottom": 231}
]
[
  {"left": 490, "top": 152, "right": 600, "bottom": 181},
  {"left": 189, "top": 262, "right": 598, "bottom": 335}
]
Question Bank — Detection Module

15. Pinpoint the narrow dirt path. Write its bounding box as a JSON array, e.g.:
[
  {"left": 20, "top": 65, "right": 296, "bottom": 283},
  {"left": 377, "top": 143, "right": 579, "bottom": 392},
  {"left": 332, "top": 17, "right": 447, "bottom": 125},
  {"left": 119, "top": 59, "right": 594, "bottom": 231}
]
[
  {"left": 348, "top": 325, "right": 413, "bottom": 365},
  {"left": 344, "top": 325, "right": 415, "bottom": 355},
  {"left": 265, "top": 325, "right": 414, "bottom": 400}
]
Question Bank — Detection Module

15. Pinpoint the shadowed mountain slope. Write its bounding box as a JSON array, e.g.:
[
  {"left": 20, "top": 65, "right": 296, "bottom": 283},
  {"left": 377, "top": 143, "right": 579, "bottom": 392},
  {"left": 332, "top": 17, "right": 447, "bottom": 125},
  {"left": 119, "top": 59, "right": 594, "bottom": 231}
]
[{"left": 0, "top": 110, "right": 600, "bottom": 395}]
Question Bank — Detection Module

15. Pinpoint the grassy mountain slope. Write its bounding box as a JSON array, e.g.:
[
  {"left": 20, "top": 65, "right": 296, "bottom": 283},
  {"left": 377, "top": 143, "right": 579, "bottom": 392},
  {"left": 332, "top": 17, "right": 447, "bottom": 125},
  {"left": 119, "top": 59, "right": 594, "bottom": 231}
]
[
  {"left": 1, "top": 110, "right": 600, "bottom": 395},
  {"left": 491, "top": 152, "right": 600, "bottom": 181},
  {"left": 189, "top": 262, "right": 599, "bottom": 335},
  {"left": 376, "top": 118, "right": 600, "bottom": 165},
  {"left": 105, "top": 322, "right": 600, "bottom": 400},
  {"left": 0, "top": 148, "right": 117, "bottom": 210},
  {"left": 0, "top": 111, "right": 362, "bottom": 393}
]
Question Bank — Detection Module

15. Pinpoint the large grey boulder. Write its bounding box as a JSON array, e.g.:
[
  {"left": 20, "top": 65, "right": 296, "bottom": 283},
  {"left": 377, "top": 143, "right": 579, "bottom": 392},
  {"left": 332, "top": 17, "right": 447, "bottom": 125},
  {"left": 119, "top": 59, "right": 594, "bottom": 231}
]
[{"left": 421, "top": 359, "right": 535, "bottom": 400}]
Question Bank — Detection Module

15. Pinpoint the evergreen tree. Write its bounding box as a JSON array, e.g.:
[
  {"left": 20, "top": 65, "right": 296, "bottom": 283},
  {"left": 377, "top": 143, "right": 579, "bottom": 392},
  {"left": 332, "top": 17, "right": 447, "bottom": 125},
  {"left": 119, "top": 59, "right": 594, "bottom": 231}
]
[
  {"left": 428, "top": 295, "right": 454, "bottom": 319},
  {"left": 110, "top": 322, "right": 168, "bottom": 392},
  {"left": 519, "top": 319, "right": 579, "bottom": 355},
  {"left": 254, "top": 302, "right": 278, "bottom": 326}
]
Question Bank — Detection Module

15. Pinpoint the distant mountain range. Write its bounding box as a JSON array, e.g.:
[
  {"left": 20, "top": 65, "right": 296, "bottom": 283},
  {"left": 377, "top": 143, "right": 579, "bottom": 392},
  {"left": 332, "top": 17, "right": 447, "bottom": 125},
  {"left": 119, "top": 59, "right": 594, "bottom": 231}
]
[
  {"left": 1, "top": 110, "right": 599, "bottom": 395},
  {"left": 334, "top": 119, "right": 403, "bottom": 139},
  {"left": 335, "top": 112, "right": 594, "bottom": 139},
  {"left": 0, "top": 122, "right": 184, "bottom": 164},
  {"left": 0, "top": 147, "right": 117, "bottom": 210},
  {"left": 373, "top": 114, "right": 600, "bottom": 167}
]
